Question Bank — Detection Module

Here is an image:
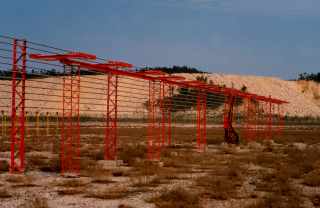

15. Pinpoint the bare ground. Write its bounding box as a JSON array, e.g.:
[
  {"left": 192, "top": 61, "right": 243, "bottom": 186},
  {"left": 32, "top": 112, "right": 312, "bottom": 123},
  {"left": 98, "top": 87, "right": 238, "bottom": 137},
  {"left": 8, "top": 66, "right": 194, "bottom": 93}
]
[{"left": 1, "top": 126, "right": 320, "bottom": 208}]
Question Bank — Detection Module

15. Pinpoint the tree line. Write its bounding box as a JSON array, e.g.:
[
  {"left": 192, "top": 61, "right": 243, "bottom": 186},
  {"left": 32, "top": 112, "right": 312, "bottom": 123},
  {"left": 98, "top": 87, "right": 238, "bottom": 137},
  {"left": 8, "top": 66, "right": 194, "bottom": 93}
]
[
  {"left": 297, "top": 72, "right": 320, "bottom": 83},
  {"left": 139, "top": 65, "right": 205, "bottom": 74}
]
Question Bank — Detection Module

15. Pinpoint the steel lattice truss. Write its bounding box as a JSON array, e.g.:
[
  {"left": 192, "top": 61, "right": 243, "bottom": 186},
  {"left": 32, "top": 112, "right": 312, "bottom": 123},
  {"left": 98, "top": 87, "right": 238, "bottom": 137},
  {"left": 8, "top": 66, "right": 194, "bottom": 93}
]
[{"left": 0, "top": 36, "right": 288, "bottom": 175}]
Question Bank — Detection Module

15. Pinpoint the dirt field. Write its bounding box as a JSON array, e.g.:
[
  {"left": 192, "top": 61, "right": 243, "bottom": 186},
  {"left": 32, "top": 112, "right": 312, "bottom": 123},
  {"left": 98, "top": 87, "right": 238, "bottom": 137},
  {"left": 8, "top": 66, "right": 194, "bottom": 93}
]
[{"left": 0, "top": 125, "right": 320, "bottom": 208}]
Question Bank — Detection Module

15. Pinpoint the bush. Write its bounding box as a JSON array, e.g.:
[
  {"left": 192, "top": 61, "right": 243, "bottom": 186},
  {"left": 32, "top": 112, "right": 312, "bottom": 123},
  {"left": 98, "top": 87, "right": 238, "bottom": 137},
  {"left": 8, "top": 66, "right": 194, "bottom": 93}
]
[
  {"left": 0, "top": 160, "right": 9, "bottom": 172},
  {"left": 85, "top": 186, "right": 128, "bottom": 199},
  {"left": 0, "top": 188, "right": 11, "bottom": 198},
  {"left": 148, "top": 187, "right": 200, "bottom": 208},
  {"left": 18, "top": 195, "right": 49, "bottom": 208},
  {"left": 118, "top": 144, "right": 146, "bottom": 166},
  {"left": 303, "top": 170, "right": 320, "bottom": 187}
]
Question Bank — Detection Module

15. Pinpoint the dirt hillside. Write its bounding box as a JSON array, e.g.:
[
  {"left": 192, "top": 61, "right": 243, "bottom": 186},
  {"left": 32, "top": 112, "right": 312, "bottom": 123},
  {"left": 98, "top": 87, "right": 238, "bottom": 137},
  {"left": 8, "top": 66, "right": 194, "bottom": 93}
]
[{"left": 192, "top": 73, "right": 320, "bottom": 117}]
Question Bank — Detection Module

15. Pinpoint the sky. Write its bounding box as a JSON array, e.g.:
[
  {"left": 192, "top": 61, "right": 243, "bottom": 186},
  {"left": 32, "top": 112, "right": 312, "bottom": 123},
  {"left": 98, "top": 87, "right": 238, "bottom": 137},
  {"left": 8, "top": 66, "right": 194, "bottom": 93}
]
[{"left": 1, "top": 0, "right": 320, "bottom": 79}]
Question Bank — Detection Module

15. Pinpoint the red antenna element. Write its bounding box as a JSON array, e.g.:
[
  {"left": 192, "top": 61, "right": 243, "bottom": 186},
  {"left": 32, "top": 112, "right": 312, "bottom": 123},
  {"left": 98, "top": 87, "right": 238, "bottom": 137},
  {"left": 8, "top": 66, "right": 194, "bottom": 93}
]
[
  {"left": 106, "top": 60, "right": 133, "bottom": 68},
  {"left": 29, "top": 52, "right": 97, "bottom": 61}
]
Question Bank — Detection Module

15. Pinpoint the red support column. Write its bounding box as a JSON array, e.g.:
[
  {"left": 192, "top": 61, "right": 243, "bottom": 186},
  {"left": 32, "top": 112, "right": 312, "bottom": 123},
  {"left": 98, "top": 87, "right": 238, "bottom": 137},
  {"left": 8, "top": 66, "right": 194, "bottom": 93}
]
[
  {"left": 167, "top": 85, "right": 173, "bottom": 146},
  {"left": 223, "top": 95, "right": 239, "bottom": 144},
  {"left": 262, "top": 101, "right": 269, "bottom": 140},
  {"left": 10, "top": 39, "right": 27, "bottom": 173},
  {"left": 243, "top": 97, "right": 257, "bottom": 142},
  {"left": 105, "top": 73, "right": 118, "bottom": 160},
  {"left": 196, "top": 91, "right": 206, "bottom": 152},
  {"left": 268, "top": 98, "right": 273, "bottom": 140},
  {"left": 160, "top": 81, "right": 166, "bottom": 147},
  {"left": 61, "top": 65, "right": 80, "bottom": 175},
  {"left": 243, "top": 97, "right": 250, "bottom": 141},
  {"left": 147, "top": 81, "right": 161, "bottom": 160},
  {"left": 159, "top": 82, "right": 172, "bottom": 147},
  {"left": 276, "top": 104, "right": 284, "bottom": 138}
]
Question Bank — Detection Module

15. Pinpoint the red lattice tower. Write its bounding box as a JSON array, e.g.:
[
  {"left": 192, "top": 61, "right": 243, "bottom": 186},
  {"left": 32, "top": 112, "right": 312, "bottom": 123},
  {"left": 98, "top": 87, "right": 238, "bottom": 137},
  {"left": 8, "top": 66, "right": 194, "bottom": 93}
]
[
  {"left": 243, "top": 97, "right": 258, "bottom": 141},
  {"left": 275, "top": 103, "right": 284, "bottom": 138},
  {"left": 267, "top": 99, "right": 274, "bottom": 140},
  {"left": 223, "top": 95, "right": 239, "bottom": 144},
  {"left": 147, "top": 80, "right": 162, "bottom": 160},
  {"left": 196, "top": 91, "right": 207, "bottom": 152},
  {"left": 10, "top": 39, "right": 27, "bottom": 173},
  {"left": 104, "top": 73, "right": 118, "bottom": 160},
  {"left": 61, "top": 65, "right": 81, "bottom": 175},
  {"left": 160, "top": 81, "right": 172, "bottom": 147},
  {"left": 102, "top": 60, "right": 132, "bottom": 160}
]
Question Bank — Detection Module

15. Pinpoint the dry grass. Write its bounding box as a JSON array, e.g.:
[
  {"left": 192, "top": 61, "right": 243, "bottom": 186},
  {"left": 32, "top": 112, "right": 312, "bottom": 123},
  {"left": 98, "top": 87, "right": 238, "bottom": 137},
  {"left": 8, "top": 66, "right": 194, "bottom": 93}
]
[
  {"left": 29, "top": 156, "right": 60, "bottom": 173},
  {"left": 118, "top": 144, "right": 146, "bottom": 166},
  {"left": 131, "top": 176, "right": 162, "bottom": 188},
  {"left": 6, "top": 174, "right": 36, "bottom": 187},
  {"left": 310, "top": 194, "right": 320, "bottom": 207},
  {"left": 18, "top": 195, "right": 49, "bottom": 208},
  {"left": 0, "top": 160, "right": 9, "bottom": 172},
  {"left": 254, "top": 166, "right": 303, "bottom": 207},
  {"left": 118, "top": 204, "right": 135, "bottom": 208},
  {"left": 53, "top": 178, "right": 89, "bottom": 187},
  {"left": 285, "top": 146, "right": 320, "bottom": 175},
  {"left": 246, "top": 193, "right": 302, "bottom": 208},
  {"left": 197, "top": 175, "right": 239, "bottom": 200},
  {"left": 91, "top": 172, "right": 113, "bottom": 184},
  {"left": 196, "top": 161, "right": 243, "bottom": 200},
  {"left": 148, "top": 187, "right": 200, "bottom": 208},
  {"left": 53, "top": 178, "right": 89, "bottom": 195},
  {"left": 303, "top": 170, "right": 320, "bottom": 187},
  {"left": 132, "top": 160, "right": 162, "bottom": 176},
  {"left": 85, "top": 186, "right": 129, "bottom": 199},
  {"left": 0, "top": 188, "right": 11, "bottom": 198},
  {"left": 81, "top": 144, "right": 104, "bottom": 160},
  {"left": 57, "top": 187, "right": 85, "bottom": 195}
]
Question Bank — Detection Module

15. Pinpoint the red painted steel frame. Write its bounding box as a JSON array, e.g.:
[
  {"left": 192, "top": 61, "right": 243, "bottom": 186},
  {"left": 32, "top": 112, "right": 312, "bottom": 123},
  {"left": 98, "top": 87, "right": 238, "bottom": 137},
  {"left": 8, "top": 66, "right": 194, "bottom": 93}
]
[
  {"left": 61, "top": 65, "right": 81, "bottom": 175},
  {"left": 196, "top": 91, "right": 207, "bottom": 152},
  {"left": 243, "top": 97, "right": 257, "bottom": 142},
  {"left": 147, "top": 81, "right": 161, "bottom": 160},
  {"left": 160, "top": 81, "right": 172, "bottom": 147},
  {"left": 10, "top": 39, "right": 27, "bottom": 172},
  {"left": 105, "top": 73, "right": 118, "bottom": 160},
  {"left": 223, "top": 95, "right": 239, "bottom": 144},
  {"left": 268, "top": 100, "right": 273, "bottom": 140}
]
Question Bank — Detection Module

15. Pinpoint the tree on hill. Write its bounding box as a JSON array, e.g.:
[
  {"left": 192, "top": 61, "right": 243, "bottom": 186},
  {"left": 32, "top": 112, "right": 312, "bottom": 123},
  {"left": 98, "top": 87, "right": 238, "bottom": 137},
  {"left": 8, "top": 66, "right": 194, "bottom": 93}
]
[
  {"left": 140, "top": 65, "right": 205, "bottom": 74},
  {"left": 298, "top": 72, "right": 320, "bottom": 83}
]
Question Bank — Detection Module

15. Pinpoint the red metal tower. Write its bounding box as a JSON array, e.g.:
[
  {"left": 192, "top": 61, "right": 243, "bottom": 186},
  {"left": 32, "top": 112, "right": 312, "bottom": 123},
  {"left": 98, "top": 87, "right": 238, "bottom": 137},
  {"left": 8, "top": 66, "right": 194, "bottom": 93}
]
[
  {"left": 147, "top": 80, "right": 161, "bottom": 160},
  {"left": 104, "top": 73, "right": 118, "bottom": 160},
  {"left": 10, "top": 39, "right": 27, "bottom": 172},
  {"left": 61, "top": 65, "right": 81, "bottom": 175},
  {"left": 196, "top": 91, "right": 207, "bottom": 152}
]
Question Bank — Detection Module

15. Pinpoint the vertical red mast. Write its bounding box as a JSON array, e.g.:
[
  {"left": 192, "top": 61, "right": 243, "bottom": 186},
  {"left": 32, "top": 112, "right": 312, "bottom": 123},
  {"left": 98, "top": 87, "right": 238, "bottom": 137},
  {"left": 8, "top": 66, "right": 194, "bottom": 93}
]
[
  {"left": 104, "top": 73, "right": 118, "bottom": 160},
  {"left": 196, "top": 90, "right": 207, "bottom": 152},
  {"left": 10, "top": 39, "right": 27, "bottom": 173},
  {"left": 61, "top": 65, "right": 81, "bottom": 175}
]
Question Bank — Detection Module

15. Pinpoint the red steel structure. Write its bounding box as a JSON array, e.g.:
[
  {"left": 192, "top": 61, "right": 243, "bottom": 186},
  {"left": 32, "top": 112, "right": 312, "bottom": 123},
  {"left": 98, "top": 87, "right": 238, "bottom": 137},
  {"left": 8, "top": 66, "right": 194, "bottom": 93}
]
[
  {"left": 10, "top": 39, "right": 27, "bottom": 172},
  {"left": 196, "top": 91, "right": 207, "bottom": 152},
  {"left": 61, "top": 65, "right": 81, "bottom": 175},
  {"left": 105, "top": 72, "right": 118, "bottom": 160},
  {"left": 0, "top": 36, "right": 288, "bottom": 175}
]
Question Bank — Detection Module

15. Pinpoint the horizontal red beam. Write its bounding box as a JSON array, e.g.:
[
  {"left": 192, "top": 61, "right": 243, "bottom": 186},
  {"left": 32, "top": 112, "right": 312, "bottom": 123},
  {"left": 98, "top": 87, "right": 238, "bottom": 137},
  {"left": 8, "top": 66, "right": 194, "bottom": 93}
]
[{"left": 29, "top": 53, "right": 288, "bottom": 104}]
